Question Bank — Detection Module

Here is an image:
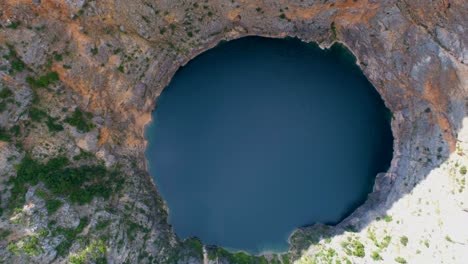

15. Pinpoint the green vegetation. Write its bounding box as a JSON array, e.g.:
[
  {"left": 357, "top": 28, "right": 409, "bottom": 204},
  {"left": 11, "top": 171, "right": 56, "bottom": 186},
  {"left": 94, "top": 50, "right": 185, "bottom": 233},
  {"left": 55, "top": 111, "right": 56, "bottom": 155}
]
[
  {"left": 279, "top": 13, "right": 286, "bottom": 19},
  {"left": 117, "top": 64, "right": 124, "bottom": 73},
  {"left": 181, "top": 238, "right": 203, "bottom": 259},
  {"left": 311, "top": 247, "right": 337, "bottom": 263},
  {"left": 383, "top": 215, "right": 393, "bottom": 222},
  {"left": 6, "top": 21, "right": 20, "bottom": 29},
  {"left": 26, "top": 71, "right": 60, "bottom": 88},
  {"left": 460, "top": 166, "right": 467, "bottom": 175},
  {"left": 95, "top": 219, "right": 112, "bottom": 230},
  {"left": 379, "top": 235, "right": 392, "bottom": 249},
  {"left": 28, "top": 107, "right": 64, "bottom": 132},
  {"left": 46, "top": 199, "right": 63, "bottom": 214},
  {"left": 0, "top": 128, "right": 11, "bottom": 142},
  {"left": 126, "top": 220, "right": 150, "bottom": 241},
  {"left": 10, "top": 155, "right": 124, "bottom": 208},
  {"left": 68, "top": 240, "right": 107, "bottom": 264},
  {"left": 53, "top": 52, "right": 63, "bottom": 61},
  {"left": 371, "top": 250, "right": 383, "bottom": 261},
  {"left": 395, "top": 256, "right": 407, "bottom": 263},
  {"left": 46, "top": 116, "right": 64, "bottom": 132},
  {"left": 11, "top": 60, "right": 25, "bottom": 72},
  {"left": 281, "top": 254, "right": 291, "bottom": 264},
  {"left": 8, "top": 235, "right": 43, "bottom": 256},
  {"left": 91, "top": 47, "right": 99, "bottom": 56},
  {"left": 0, "top": 87, "right": 13, "bottom": 99},
  {"left": 5, "top": 44, "right": 25, "bottom": 73},
  {"left": 73, "top": 149, "right": 95, "bottom": 161},
  {"left": 207, "top": 247, "right": 268, "bottom": 264},
  {"left": 424, "top": 239, "right": 430, "bottom": 248},
  {"left": 64, "top": 108, "right": 95, "bottom": 133},
  {"left": 29, "top": 107, "right": 48, "bottom": 122},
  {"left": 341, "top": 237, "right": 365, "bottom": 257},
  {"left": 54, "top": 217, "right": 89, "bottom": 256},
  {"left": 0, "top": 229, "right": 11, "bottom": 240},
  {"left": 400, "top": 236, "right": 408, "bottom": 246},
  {"left": 331, "top": 22, "right": 337, "bottom": 40}
]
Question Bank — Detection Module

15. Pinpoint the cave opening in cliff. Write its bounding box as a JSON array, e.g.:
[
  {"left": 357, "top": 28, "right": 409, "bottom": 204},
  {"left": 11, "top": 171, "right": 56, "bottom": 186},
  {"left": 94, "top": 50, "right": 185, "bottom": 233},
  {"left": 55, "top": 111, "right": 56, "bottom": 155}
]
[{"left": 145, "top": 36, "right": 393, "bottom": 253}]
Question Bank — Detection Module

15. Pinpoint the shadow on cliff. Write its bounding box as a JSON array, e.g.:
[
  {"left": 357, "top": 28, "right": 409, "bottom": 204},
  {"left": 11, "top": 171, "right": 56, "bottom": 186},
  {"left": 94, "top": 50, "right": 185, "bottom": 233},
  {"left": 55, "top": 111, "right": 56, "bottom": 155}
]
[
  {"left": 286, "top": 45, "right": 467, "bottom": 260},
  {"left": 147, "top": 35, "right": 466, "bottom": 262}
]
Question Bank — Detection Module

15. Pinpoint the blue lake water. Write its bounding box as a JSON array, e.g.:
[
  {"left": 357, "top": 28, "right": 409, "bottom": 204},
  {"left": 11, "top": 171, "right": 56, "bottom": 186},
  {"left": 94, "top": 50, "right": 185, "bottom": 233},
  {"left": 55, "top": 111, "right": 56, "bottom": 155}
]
[{"left": 145, "top": 37, "right": 393, "bottom": 253}]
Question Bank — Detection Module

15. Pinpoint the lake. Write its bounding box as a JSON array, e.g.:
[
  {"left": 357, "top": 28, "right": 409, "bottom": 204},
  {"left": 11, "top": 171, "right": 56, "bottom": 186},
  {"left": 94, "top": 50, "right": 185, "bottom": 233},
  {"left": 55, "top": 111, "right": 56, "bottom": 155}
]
[{"left": 145, "top": 36, "right": 393, "bottom": 253}]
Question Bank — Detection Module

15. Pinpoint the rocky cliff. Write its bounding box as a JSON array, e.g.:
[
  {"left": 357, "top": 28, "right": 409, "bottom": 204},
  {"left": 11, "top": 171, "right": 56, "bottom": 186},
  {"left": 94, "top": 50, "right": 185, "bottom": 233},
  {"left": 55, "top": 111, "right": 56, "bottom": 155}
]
[{"left": 0, "top": 0, "right": 466, "bottom": 263}]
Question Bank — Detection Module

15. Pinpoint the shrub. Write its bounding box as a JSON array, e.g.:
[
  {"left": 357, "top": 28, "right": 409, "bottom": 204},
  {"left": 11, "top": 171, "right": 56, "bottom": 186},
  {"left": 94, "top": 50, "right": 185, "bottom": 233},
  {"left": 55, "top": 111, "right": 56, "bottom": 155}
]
[
  {"left": 0, "top": 87, "right": 13, "bottom": 99},
  {"left": 11, "top": 60, "right": 25, "bottom": 72},
  {"left": 64, "top": 108, "right": 95, "bottom": 133},
  {"left": 460, "top": 166, "right": 467, "bottom": 175},
  {"left": 395, "top": 257, "right": 407, "bottom": 263},
  {"left": 0, "top": 128, "right": 11, "bottom": 142},
  {"left": 207, "top": 246, "right": 269, "bottom": 264},
  {"left": 6, "top": 21, "right": 20, "bottom": 29},
  {"left": 46, "top": 116, "right": 64, "bottom": 132},
  {"left": 26, "top": 71, "right": 59, "bottom": 88},
  {"left": 95, "top": 219, "right": 111, "bottom": 230},
  {"left": 54, "top": 52, "right": 63, "bottom": 61},
  {"left": 400, "top": 236, "right": 408, "bottom": 246},
  {"left": 352, "top": 240, "right": 365, "bottom": 257},
  {"left": 10, "top": 155, "right": 123, "bottom": 206},
  {"left": 342, "top": 238, "right": 365, "bottom": 258},
  {"left": 383, "top": 215, "right": 393, "bottom": 222},
  {"left": 22, "top": 235, "right": 43, "bottom": 256},
  {"left": 29, "top": 107, "right": 47, "bottom": 122},
  {"left": 371, "top": 251, "right": 382, "bottom": 261},
  {"left": 330, "top": 21, "right": 337, "bottom": 39},
  {"left": 46, "top": 199, "right": 63, "bottom": 214},
  {"left": 379, "top": 235, "right": 392, "bottom": 249}
]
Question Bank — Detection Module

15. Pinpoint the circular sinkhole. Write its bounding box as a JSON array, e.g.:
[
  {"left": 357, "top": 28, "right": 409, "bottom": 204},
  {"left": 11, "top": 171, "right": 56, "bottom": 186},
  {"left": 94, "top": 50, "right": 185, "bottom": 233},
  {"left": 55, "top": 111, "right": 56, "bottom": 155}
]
[{"left": 145, "top": 36, "right": 393, "bottom": 254}]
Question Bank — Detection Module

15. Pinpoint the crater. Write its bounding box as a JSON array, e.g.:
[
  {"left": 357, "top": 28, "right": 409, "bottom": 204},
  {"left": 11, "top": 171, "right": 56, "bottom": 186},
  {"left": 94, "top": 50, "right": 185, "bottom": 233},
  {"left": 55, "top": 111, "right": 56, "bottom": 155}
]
[{"left": 145, "top": 37, "right": 393, "bottom": 253}]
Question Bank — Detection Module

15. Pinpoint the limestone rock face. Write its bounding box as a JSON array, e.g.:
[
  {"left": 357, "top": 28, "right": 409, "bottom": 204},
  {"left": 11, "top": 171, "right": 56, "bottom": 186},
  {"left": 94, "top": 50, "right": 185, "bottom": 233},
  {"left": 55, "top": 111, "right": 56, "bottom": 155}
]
[{"left": 0, "top": 0, "right": 466, "bottom": 263}]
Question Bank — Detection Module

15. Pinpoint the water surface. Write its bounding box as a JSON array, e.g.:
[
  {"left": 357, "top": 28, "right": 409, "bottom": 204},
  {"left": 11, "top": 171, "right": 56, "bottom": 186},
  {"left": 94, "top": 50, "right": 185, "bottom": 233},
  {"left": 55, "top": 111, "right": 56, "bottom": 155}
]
[{"left": 146, "top": 37, "right": 393, "bottom": 253}]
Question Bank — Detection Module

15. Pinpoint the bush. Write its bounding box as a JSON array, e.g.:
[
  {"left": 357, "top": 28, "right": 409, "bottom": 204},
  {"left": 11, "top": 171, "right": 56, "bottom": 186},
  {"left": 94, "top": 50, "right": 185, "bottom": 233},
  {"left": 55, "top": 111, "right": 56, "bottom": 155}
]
[
  {"left": 64, "top": 108, "right": 95, "bottom": 133},
  {"left": 10, "top": 155, "right": 123, "bottom": 206},
  {"left": 91, "top": 47, "right": 98, "bottom": 56},
  {"left": 460, "top": 166, "right": 467, "bottom": 175},
  {"left": 395, "top": 257, "right": 407, "bottom": 263},
  {"left": 29, "top": 107, "right": 48, "bottom": 122},
  {"left": 206, "top": 247, "right": 268, "bottom": 264},
  {"left": 26, "top": 71, "right": 59, "bottom": 88},
  {"left": 371, "top": 251, "right": 382, "bottom": 261},
  {"left": 0, "top": 87, "right": 13, "bottom": 99},
  {"left": 46, "top": 199, "right": 63, "bottom": 214},
  {"left": 46, "top": 116, "right": 64, "bottom": 132},
  {"left": 11, "top": 59, "right": 25, "bottom": 72},
  {"left": 383, "top": 215, "right": 393, "bottom": 222},
  {"left": 6, "top": 21, "right": 20, "bottom": 29},
  {"left": 400, "top": 236, "right": 408, "bottom": 246},
  {"left": 352, "top": 240, "right": 365, "bottom": 257},
  {"left": 0, "top": 128, "right": 11, "bottom": 142}
]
